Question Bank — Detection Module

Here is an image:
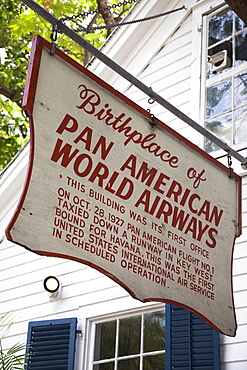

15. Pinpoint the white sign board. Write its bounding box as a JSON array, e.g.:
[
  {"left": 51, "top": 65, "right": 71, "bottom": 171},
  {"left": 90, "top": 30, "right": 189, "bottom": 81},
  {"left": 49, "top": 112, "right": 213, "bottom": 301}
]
[{"left": 6, "top": 36, "right": 242, "bottom": 336}]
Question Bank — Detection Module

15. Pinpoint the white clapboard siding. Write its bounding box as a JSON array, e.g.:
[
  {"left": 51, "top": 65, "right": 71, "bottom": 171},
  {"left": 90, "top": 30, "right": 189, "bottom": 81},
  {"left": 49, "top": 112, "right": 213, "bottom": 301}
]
[
  {"left": 125, "top": 13, "right": 193, "bottom": 141},
  {"left": 92, "top": 0, "right": 192, "bottom": 90},
  {"left": 220, "top": 175, "right": 247, "bottom": 368}
]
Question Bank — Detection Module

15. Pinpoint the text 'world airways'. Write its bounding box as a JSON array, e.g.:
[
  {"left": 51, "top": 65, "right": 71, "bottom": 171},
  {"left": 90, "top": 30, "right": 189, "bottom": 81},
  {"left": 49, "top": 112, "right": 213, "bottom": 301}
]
[{"left": 50, "top": 83, "right": 224, "bottom": 249}]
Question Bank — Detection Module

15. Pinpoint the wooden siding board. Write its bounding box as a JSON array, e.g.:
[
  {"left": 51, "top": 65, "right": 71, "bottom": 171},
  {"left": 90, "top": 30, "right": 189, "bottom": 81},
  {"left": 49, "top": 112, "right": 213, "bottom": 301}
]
[
  {"left": 241, "top": 212, "right": 247, "bottom": 227},
  {"left": 222, "top": 343, "right": 247, "bottom": 363},
  {"left": 137, "top": 70, "right": 191, "bottom": 100},
  {"left": 229, "top": 291, "right": 247, "bottom": 309},
  {"left": 235, "top": 308, "right": 247, "bottom": 326},
  {"left": 126, "top": 72, "right": 191, "bottom": 110},
  {"left": 233, "top": 257, "right": 247, "bottom": 276},
  {"left": 221, "top": 362, "right": 247, "bottom": 370},
  {"left": 222, "top": 324, "right": 247, "bottom": 343},
  {"left": 233, "top": 275, "right": 247, "bottom": 292},
  {"left": 139, "top": 48, "right": 192, "bottom": 82},
  {"left": 233, "top": 240, "right": 247, "bottom": 259},
  {"left": 0, "top": 254, "right": 62, "bottom": 280},
  {"left": 242, "top": 185, "right": 247, "bottom": 198}
]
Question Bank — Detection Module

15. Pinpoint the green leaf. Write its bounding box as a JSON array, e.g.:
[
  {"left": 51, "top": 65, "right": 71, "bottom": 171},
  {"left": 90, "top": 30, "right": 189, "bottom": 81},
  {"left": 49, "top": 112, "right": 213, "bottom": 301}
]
[
  {"left": 0, "top": 313, "right": 27, "bottom": 370},
  {"left": 0, "top": 0, "right": 135, "bottom": 170}
]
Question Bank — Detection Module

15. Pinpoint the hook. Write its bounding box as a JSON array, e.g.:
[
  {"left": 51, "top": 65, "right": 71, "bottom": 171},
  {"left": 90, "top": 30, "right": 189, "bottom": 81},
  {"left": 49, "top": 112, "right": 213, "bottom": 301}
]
[
  {"left": 227, "top": 153, "right": 234, "bottom": 179},
  {"left": 50, "top": 24, "right": 58, "bottom": 56},
  {"left": 149, "top": 113, "right": 157, "bottom": 127},
  {"left": 148, "top": 87, "right": 155, "bottom": 104}
]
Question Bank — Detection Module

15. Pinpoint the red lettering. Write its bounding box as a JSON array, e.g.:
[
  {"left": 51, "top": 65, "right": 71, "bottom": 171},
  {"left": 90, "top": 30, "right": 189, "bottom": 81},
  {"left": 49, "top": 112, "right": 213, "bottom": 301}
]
[
  {"left": 76, "top": 84, "right": 101, "bottom": 113},
  {"left": 115, "top": 177, "right": 134, "bottom": 200},
  {"left": 56, "top": 114, "right": 78, "bottom": 135},
  {"left": 92, "top": 136, "right": 114, "bottom": 160},
  {"left": 153, "top": 172, "right": 170, "bottom": 194},
  {"left": 73, "top": 153, "right": 92, "bottom": 177},
  {"left": 188, "top": 193, "right": 201, "bottom": 213},
  {"left": 104, "top": 171, "right": 119, "bottom": 194},
  {"left": 50, "top": 139, "right": 79, "bottom": 167},
  {"left": 119, "top": 154, "right": 137, "bottom": 176},
  {"left": 74, "top": 126, "right": 92, "bottom": 148},
  {"left": 209, "top": 206, "right": 224, "bottom": 227},
  {"left": 166, "top": 180, "right": 182, "bottom": 202},
  {"left": 197, "top": 200, "right": 210, "bottom": 221},
  {"left": 155, "top": 200, "right": 173, "bottom": 222},
  {"left": 88, "top": 162, "right": 109, "bottom": 187},
  {"left": 206, "top": 228, "right": 217, "bottom": 248},
  {"left": 171, "top": 207, "right": 190, "bottom": 230}
]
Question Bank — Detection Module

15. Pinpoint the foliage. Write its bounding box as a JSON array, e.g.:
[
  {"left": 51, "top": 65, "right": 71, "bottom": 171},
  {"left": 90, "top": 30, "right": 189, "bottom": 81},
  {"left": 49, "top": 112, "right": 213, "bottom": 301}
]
[
  {"left": 0, "top": 0, "right": 134, "bottom": 170},
  {"left": 0, "top": 313, "right": 27, "bottom": 370}
]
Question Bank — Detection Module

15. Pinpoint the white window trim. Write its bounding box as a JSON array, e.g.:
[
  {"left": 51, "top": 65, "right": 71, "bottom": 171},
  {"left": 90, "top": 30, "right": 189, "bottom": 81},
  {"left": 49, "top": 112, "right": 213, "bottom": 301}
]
[{"left": 83, "top": 303, "right": 165, "bottom": 370}]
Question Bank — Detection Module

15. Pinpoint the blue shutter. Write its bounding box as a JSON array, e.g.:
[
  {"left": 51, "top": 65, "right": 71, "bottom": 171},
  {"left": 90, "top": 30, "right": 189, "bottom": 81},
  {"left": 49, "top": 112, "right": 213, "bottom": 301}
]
[
  {"left": 166, "top": 304, "right": 220, "bottom": 369},
  {"left": 25, "top": 318, "right": 77, "bottom": 370}
]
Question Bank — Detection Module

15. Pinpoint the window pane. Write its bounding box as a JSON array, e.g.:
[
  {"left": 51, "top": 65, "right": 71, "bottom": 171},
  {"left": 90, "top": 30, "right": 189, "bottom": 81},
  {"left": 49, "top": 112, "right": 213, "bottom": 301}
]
[
  {"left": 143, "top": 354, "right": 165, "bottom": 370},
  {"left": 205, "top": 6, "right": 247, "bottom": 153},
  {"left": 94, "top": 321, "right": 116, "bottom": 361},
  {"left": 117, "top": 357, "right": 140, "bottom": 370},
  {"left": 206, "top": 79, "right": 232, "bottom": 118},
  {"left": 144, "top": 311, "right": 165, "bottom": 353},
  {"left": 118, "top": 316, "right": 141, "bottom": 356},
  {"left": 208, "top": 7, "right": 232, "bottom": 46},
  {"left": 93, "top": 363, "right": 114, "bottom": 370},
  {"left": 235, "top": 106, "right": 247, "bottom": 144},
  {"left": 235, "top": 14, "right": 247, "bottom": 32},
  {"left": 205, "top": 113, "right": 232, "bottom": 152},
  {"left": 235, "top": 30, "right": 247, "bottom": 65},
  {"left": 235, "top": 72, "right": 247, "bottom": 107}
]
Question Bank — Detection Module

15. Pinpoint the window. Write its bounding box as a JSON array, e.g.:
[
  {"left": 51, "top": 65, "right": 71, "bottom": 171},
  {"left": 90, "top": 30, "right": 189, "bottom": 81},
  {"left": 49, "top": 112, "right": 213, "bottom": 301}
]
[
  {"left": 25, "top": 318, "right": 77, "bottom": 370},
  {"left": 89, "top": 305, "right": 221, "bottom": 370},
  {"left": 204, "top": 5, "right": 247, "bottom": 152},
  {"left": 92, "top": 309, "right": 165, "bottom": 370}
]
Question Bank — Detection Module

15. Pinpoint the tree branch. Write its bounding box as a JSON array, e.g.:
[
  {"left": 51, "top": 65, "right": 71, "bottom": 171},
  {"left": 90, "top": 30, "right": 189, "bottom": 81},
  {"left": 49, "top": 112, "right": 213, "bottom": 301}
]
[
  {"left": 96, "top": 0, "right": 116, "bottom": 36},
  {"left": 0, "top": 82, "right": 21, "bottom": 106},
  {"left": 84, "top": 13, "right": 100, "bottom": 66}
]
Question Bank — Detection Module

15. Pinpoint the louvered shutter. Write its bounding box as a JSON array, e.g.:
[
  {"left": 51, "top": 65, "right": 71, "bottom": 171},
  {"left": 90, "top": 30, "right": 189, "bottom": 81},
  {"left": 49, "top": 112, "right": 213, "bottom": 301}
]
[
  {"left": 25, "top": 318, "right": 77, "bottom": 370},
  {"left": 166, "top": 304, "right": 220, "bottom": 369}
]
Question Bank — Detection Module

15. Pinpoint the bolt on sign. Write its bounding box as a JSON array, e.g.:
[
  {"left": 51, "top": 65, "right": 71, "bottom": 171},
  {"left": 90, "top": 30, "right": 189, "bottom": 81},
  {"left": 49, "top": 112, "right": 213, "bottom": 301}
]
[{"left": 6, "top": 36, "right": 241, "bottom": 336}]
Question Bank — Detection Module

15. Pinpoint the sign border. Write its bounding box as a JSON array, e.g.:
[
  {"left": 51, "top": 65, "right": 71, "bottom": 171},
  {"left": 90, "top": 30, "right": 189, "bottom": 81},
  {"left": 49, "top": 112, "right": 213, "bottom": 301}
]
[{"left": 5, "top": 35, "right": 242, "bottom": 335}]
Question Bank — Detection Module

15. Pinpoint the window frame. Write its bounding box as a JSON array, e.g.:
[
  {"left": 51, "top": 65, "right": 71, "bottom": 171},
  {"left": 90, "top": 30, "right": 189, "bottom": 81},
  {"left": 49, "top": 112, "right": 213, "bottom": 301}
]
[
  {"left": 85, "top": 303, "right": 165, "bottom": 370},
  {"left": 201, "top": 2, "right": 247, "bottom": 155}
]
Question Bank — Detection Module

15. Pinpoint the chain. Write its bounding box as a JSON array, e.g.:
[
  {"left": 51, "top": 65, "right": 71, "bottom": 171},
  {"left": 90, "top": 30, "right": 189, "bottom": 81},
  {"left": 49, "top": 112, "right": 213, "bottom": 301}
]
[
  {"left": 60, "top": 0, "right": 139, "bottom": 22},
  {"left": 76, "top": 6, "right": 185, "bottom": 33}
]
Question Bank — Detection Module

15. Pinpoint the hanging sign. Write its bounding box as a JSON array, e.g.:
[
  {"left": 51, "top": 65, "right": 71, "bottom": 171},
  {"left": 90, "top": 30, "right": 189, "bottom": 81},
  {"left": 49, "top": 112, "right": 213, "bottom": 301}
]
[{"left": 6, "top": 36, "right": 241, "bottom": 336}]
